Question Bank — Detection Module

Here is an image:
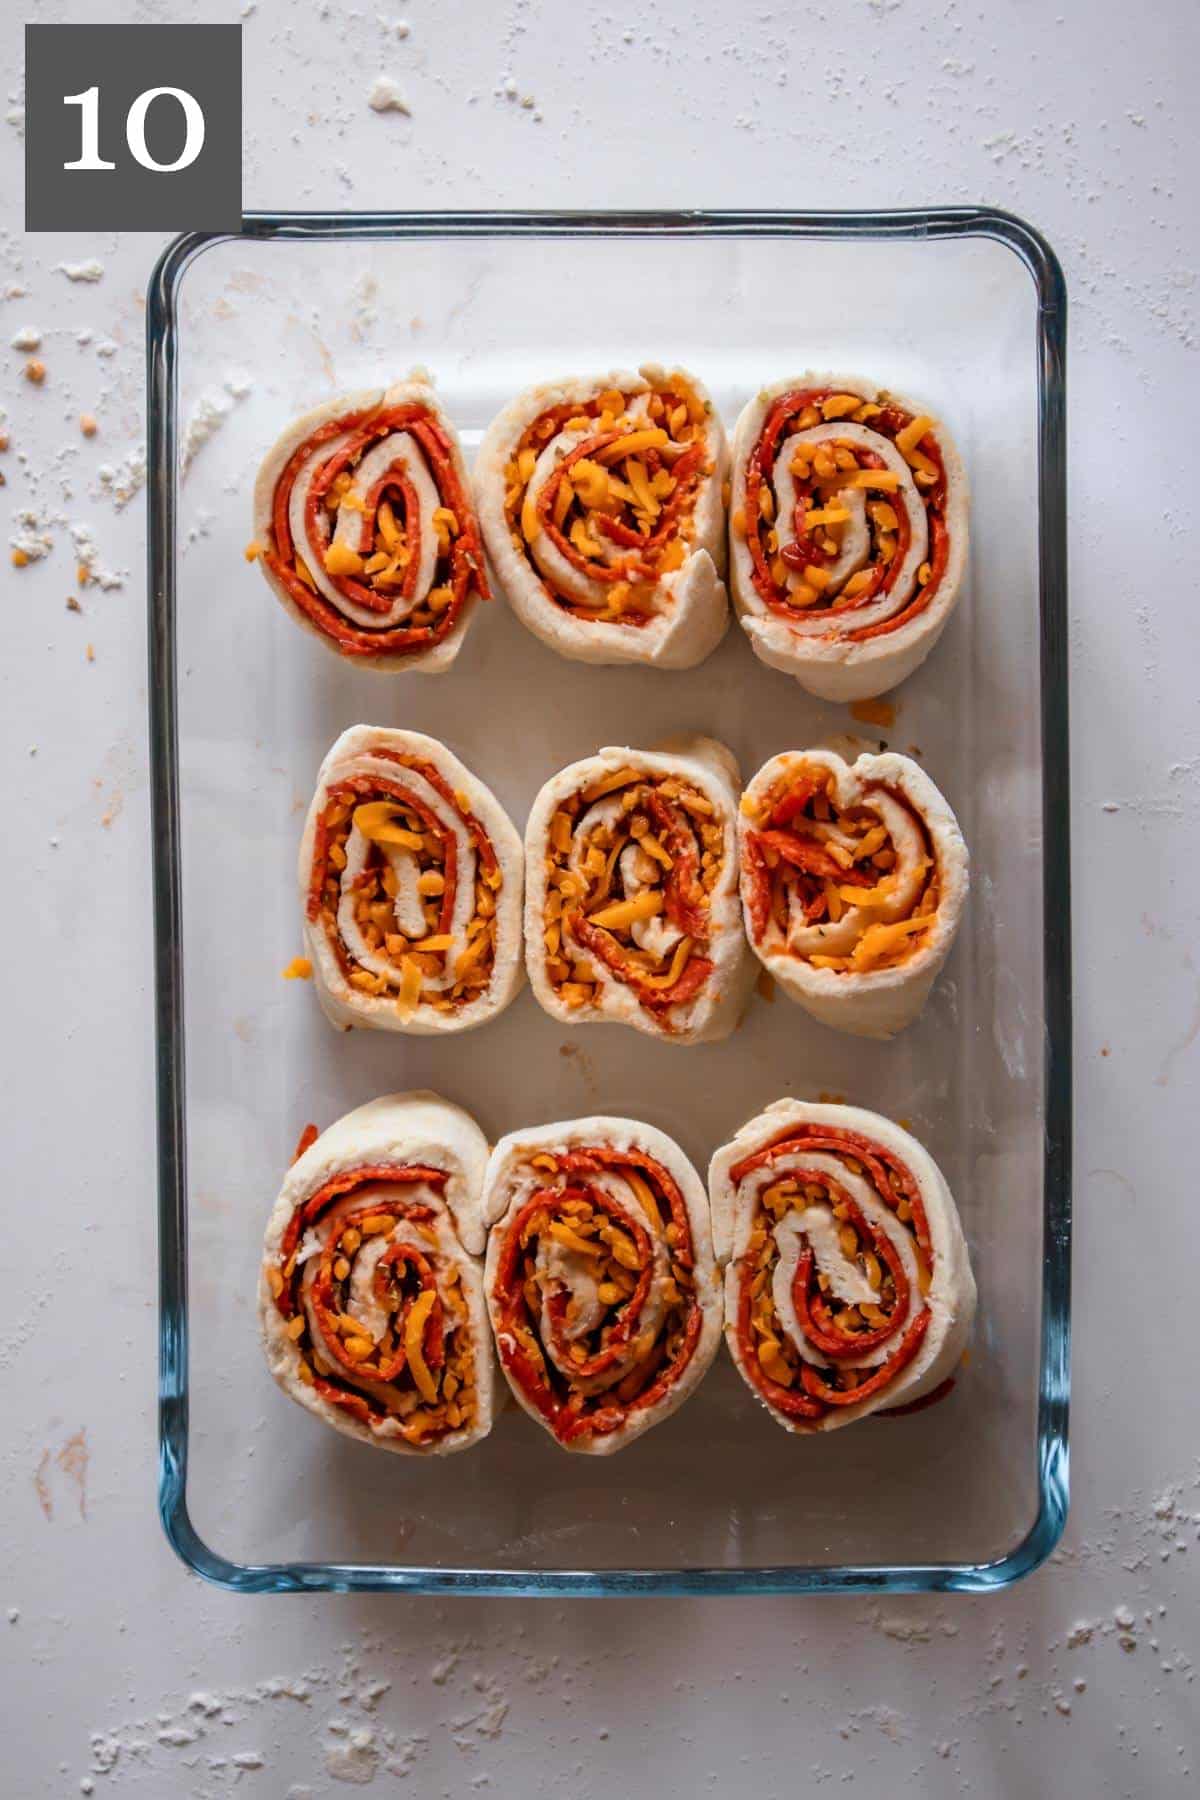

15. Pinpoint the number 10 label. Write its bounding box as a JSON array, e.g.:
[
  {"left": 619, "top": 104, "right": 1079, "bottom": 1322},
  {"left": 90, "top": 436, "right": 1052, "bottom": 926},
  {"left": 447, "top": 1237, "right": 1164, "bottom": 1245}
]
[
  {"left": 25, "top": 24, "right": 241, "bottom": 232},
  {"left": 64, "top": 85, "right": 207, "bottom": 176}
]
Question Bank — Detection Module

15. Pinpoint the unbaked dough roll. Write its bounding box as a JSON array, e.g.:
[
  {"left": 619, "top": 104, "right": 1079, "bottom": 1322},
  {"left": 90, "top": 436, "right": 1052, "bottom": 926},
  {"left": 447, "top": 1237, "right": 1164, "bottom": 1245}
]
[
  {"left": 709, "top": 1100, "right": 975, "bottom": 1433},
  {"left": 524, "top": 738, "right": 755, "bottom": 1044},
  {"left": 482, "top": 1118, "right": 722, "bottom": 1453},
  {"left": 252, "top": 375, "right": 488, "bottom": 671},
  {"left": 259, "top": 1093, "right": 496, "bottom": 1455},
  {"left": 475, "top": 364, "right": 729, "bottom": 668},
  {"left": 729, "top": 374, "right": 969, "bottom": 699},
  {"left": 299, "top": 726, "right": 524, "bottom": 1035},
  {"left": 738, "top": 747, "right": 968, "bottom": 1039}
]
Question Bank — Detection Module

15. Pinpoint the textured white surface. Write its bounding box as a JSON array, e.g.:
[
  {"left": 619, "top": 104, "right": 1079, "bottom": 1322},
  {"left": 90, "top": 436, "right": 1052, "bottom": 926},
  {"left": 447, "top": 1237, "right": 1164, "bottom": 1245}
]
[{"left": 1, "top": 1, "right": 1196, "bottom": 1794}]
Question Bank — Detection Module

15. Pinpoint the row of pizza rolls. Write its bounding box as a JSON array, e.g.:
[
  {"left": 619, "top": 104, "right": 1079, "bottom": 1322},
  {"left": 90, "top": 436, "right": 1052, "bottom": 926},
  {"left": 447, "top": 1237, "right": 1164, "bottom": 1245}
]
[
  {"left": 252, "top": 366, "right": 968, "bottom": 702},
  {"left": 300, "top": 726, "right": 969, "bottom": 1043},
  {"left": 260, "top": 1093, "right": 976, "bottom": 1457}
]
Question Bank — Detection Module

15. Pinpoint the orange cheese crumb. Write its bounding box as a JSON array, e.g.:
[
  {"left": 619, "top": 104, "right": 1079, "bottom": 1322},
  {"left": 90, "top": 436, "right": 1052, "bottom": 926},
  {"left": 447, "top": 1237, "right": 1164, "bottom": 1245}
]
[{"left": 848, "top": 697, "right": 896, "bottom": 730}]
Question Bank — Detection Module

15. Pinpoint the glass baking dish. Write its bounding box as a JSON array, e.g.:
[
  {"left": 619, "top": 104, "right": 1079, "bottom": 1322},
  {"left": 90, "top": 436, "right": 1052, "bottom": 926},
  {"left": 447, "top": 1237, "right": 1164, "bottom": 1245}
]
[{"left": 147, "top": 208, "right": 1070, "bottom": 1596}]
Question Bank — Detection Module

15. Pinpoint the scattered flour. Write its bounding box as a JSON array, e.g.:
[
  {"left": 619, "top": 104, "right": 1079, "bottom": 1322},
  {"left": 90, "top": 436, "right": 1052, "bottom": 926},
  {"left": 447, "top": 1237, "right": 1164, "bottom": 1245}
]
[
  {"left": 368, "top": 77, "right": 411, "bottom": 115},
  {"left": 95, "top": 444, "right": 146, "bottom": 510},
  {"left": 71, "top": 522, "right": 126, "bottom": 590},
  {"left": 11, "top": 510, "right": 55, "bottom": 561},
  {"left": 873, "top": 1614, "right": 932, "bottom": 1645},
  {"left": 180, "top": 375, "right": 253, "bottom": 476},
  {"left": 325, "top": 1724, "right": 380, "bottom": 1784},
  {"left": 89, "top": 1735, "right": 120, "bottom": 1775},
  {"left": 156, "top": 1726, "right": 196, "bottom": 1749},
  {"left": 81, "top": 1647, "right": 441, "bottom": 1793},
  {"left": 187, "top": 1692, "right": 224, "bottom": 1718}
]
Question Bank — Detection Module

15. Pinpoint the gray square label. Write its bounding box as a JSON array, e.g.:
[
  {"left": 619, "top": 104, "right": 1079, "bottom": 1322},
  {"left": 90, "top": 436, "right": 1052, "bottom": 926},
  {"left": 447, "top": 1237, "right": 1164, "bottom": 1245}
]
[{"left": 25, "top": 23, "right": 242, "bottom": 232}]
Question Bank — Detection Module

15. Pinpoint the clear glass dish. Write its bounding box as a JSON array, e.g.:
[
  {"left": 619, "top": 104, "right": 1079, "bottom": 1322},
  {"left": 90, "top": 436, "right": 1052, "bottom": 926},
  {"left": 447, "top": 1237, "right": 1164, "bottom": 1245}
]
[{"left": 148, "top": 208, "right": 1070, "bottom": 1595}]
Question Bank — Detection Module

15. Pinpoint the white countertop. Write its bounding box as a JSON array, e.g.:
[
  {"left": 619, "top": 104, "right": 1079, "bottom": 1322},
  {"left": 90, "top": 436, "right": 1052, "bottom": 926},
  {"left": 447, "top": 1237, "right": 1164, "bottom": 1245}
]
[{"left": 2, "top": 2, "right": 1196, "bottom": 1793}]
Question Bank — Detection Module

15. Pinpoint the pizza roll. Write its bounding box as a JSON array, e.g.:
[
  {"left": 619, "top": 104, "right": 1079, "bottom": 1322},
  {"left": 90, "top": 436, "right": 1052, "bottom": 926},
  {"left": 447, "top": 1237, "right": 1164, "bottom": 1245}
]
[
  {"left": 299, "top": 726, "right": 524, "bottom": 1034},
  {"left": 709, "top": 1100, "right": 976, "bottom": 1433},
  {"left": 729, "top": 374, "right": 968, "bottom": 699},
  {"left": 475, "top": 364, "right": 729, "bottom": 668},
  {"left": 524, "top": 738, "right": 754, "bottom": 1043},
  {"left": 738, "top": 747, "right": 968, "bottom": 1038},
  {"left": 259, "top": 1093, "right": 496, "bottom": 1455},
  {"left": 252, "top": 375, "right": 487, "bottom": 670},
  {"left": 483, "top": 1117, "right": 722, "bottom": 1453}
]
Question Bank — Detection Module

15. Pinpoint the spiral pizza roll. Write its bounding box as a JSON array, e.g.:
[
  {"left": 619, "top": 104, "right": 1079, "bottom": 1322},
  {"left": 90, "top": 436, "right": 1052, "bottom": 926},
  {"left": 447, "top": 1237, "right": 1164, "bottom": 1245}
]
[
  {"left": 738, "top": 747, "right": 968, "bottom": 1038},
  {"left": 259, "top": 1093, "right": 496, "bottom": 1455},
  {"left": 729, "top": 374, "right": 968, "bottom": 700},
  {"left": 475, "top": 364, "right": 730, "bottom": 668},
  {"left": 299, "top": 726, "right": 524, "bottom": 1035},
  {"left": 252, "top": 375, "right": 488, "bottom": 671},
  {"left": 483, "top": 1118, "right": 722, "bottom": 1453},
  {"left": 524, "top": 738, "right": 755, "bottom": 1044},
  {"left": 709, "top": 1100, "right": 975, "bottom": 1433}
]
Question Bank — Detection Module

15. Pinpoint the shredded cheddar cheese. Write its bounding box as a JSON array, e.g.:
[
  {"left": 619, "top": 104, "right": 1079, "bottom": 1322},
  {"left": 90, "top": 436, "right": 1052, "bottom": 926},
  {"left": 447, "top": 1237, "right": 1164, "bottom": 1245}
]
[
  {"left": 894, "top": 414, "right": 935, "bottom": 461},
  {"left": 588, "top": 891, "right": 664, "bottom": 932},
  {"left": 323, "top": 541, "right": 365, "bottom": 578}
]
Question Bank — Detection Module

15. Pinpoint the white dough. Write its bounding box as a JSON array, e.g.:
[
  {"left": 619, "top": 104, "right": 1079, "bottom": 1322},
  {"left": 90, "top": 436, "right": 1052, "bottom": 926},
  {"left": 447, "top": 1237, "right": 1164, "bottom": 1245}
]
[
  {"left": 708, "top": 1099, "right": 977, "bottom": 1433},
  {"left": 299, "top": 725, "right": 525, "bottom": 1036}
]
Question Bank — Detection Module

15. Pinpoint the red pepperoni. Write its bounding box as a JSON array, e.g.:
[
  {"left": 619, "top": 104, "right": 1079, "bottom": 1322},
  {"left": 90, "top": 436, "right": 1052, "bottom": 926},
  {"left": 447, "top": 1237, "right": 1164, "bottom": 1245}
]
[{"left": 568, "top": 913, "right": 715, "bottom": 1020}]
